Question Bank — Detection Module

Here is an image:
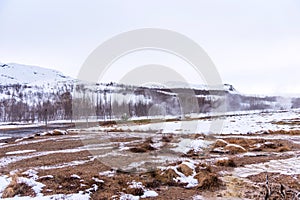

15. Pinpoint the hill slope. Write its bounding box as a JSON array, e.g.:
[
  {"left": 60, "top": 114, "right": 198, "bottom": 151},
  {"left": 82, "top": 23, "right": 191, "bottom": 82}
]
[{"left": 0, "top": 63, "right": 73, "bottom": 85}]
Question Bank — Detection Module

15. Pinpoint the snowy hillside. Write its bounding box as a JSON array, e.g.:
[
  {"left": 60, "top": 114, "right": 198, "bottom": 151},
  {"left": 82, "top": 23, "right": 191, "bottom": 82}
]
[
  {"left": 0, "top": 62, "right": 299, "bottom": 123},
  {"left": 0, "top": 63, "right": 74, "bottom": 85},
  {"left": 151, "top": 82, "right": 237, "bottom": 93}
]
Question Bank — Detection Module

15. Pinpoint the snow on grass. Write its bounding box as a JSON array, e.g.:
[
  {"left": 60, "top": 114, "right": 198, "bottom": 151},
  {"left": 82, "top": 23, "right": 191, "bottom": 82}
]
[
  {"left": 40, "top": 129, "right": 67, "bottom": 136},
  {"left": 0, "top": 169, "right": 45, "bottom": 198},
  {"left": 11, "top": 137, "right": 59, "bottom": 146},
  {"left": 190, "top": 139, "right": 214, "bottom": 152},
  {"left": 225, "top": 144, "right": 246, "bottom": 151},
  {"left": 19, "top": 169, "right": 45, "bottom": 195},
  {"left": 120, "top": 194, "right": 140, "bottom": 200},
  {"left": 172, "top": 138, "right": 213, "bottom": 154},
  {"left": 92, "top": 177, "right": 104, "bottom": 183},
  {"left": 0, "top": 154, "right": 39, "bottom": 168},
  {"left": 22, "top": 169, "right": 39, "bottom": 180},
  {"left": 18, "top": 176, "right": 45, "bottom": 196},
  {"left": 141, "top": 190, "right": 158, "bottom": 198},
  {"left": 71, "top": 174, "right": 81, "bottom": 179},
  {"left": 0, "top": 148, "right": 86, "bottom": 168},
  {"left": 192, "top": 195, "right": 205, "bottom": 200},
  {"left": 35, "top": 159, "right": 91, "bottom": 170},
  {"left": 6, "top": 149, "right": 36, "bottom": 155},
  {"left": 128, "top": 180, "right": 143, "bottom": 189},
  {"left": 174, "top": 169, "right": 198, "bottom": 188},
  {"left": 89, "top": 109, "right": 300, "bottom": 135},
  {"left": 233, "top": 155, "right": 300, "bottom": 177},
  {"left": 0, "top": 175, "right": 11, "bottom": 197},
  {"left": 0, "top": 168, "right": 96, "bottom": 200},
  {"left": 0, "top": 123, "right": 44, "bottom": 130},
  {"left": 160, "top": 160, "right": 199, "bottom": 188},
  {"left": 124, "top": 181, "right": 158, "bottom": 199},
  {"left": 99, "top": 170, "right": 116, "bottom": 177},
  {"left": 0, "top": 192, "right": 90, "bottom": 200},
  {"left": 85, "top": 183, "right": 99, "bottom": 194},
  {"left": 0, "top": 136, "right": 11, "bottom": 140},
  {"left": 39, "top": 175, "right": 54, "bottom": 179}
]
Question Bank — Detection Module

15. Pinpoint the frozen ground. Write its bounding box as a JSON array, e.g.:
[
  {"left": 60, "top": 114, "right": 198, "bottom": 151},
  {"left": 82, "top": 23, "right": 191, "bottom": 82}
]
[
  {"left": 0, "top": 109, "right": 299, "bottom": 199},
  {"left": 87, "top": 109, "right": 300, "bottom": 134}
]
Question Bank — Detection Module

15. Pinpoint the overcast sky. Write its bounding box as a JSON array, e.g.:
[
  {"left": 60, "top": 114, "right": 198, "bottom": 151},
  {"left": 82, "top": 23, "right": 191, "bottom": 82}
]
[{"left": 0, "top": 0, "right": 300, "bottom": 96}]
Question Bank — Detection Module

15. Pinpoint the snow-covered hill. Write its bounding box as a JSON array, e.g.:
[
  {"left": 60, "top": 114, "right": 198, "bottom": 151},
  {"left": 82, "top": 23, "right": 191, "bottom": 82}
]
[
  {"left": 148, "top": 81, "right": 238, "bottom": 94},
  {"left": 0, "top": 62, "right": 298, "bottom": 123},
  {"left": 0, "top": 63, "right": 74, "bottom": 85}
]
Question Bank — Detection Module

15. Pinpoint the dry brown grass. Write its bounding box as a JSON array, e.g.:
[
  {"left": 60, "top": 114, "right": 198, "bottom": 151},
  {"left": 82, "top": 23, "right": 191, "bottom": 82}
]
[
  {"left": 181, "top": 149, "right": 199, "bottom": 158},
  {"left": 0, "top": 139, "right": 84, "bottom": 158},
  {"left": 261, "top": 140, "right": 293, "bottom": 152},
  {"left": 157, "top": 168, "right": 179, "bottom": 185},
  {"left": 177, "top": 163, "right": 193, "bottom": 176},
  {"left": 197, "top": 174, "right": 220, "bottom": 190},
  {"left": 193, "top": 163, "right": 222, "bottom": 190},
  {"left": 129, "top": 138, "right": 156, "bottom": 153},
  {"left": 272, "top": 120, "right": 300, "bottom": 126},
  {"left": 215, "top": 158, "right": 237, "bottom": 167},
  {"left": 247, "top": 173, "right": 300, "bottom": 200},
  {"left": 6, "top": 151, "right": 91, "bottom": 172},
  {"left": 195, "top": 163, "right": 212, "bottom": 173},
  {"left": 2, "top": 125, "right": 300, "bottom": 199},
  {"left": 106, "top": 128, "right": 125, "bottom": 132},
  {"left": 213, "top": 139, "right": 228, "bottom": 148},
  {"left": 224, "top": 144, "right": 247, "bottom": 154},
  {"left": 223, "top": 138, "right": 258, "bottom": 148},
  {"left": 109, "top": 137, "right": 140, "bottom": 143},
  {"left": 195, "top": 169, "right": 221, "bottom": 190},
  {"left": 91, "top": 173, "right": 146, "bottom": 199},
  {"left": 267, "top": 129, "right": 300, "bottom": 135},
  {"left": 126, "top": 187, "right": 144, "bottom": 196},
  {"left": 99, "top": 121, "right": 117, "bottom": 126},
  {"left": 161, "top": 135, "right": 173, "bottom": 143},
  {"left": 149, "top": 168, "right": 181, "bottom": 187},
  {"left": 218, "top": 137, "right": 295, "bottom": 154},
  {"left": 2, "top": 175, "right": 35, "bottom": 198},
  {"left": 90, "top": 191, "right": 114, "bottom": 200},
  {"left": 38, "top": 159, "right": 109, "bottom": 196},
  {"left": 277, "top": 145, "right": 291, "bottom": 152}
]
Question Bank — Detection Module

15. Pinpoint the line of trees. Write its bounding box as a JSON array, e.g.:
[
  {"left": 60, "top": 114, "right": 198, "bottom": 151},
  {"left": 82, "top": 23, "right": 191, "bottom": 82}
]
[
  {"left": 0, "top": 83, "right": 296, "bottom": 123},
  {"left": 0, "top": 84, "right": 72, "bottom": 122}
]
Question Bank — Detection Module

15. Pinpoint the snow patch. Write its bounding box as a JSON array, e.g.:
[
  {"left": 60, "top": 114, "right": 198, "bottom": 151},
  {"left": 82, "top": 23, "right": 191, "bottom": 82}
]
[
  {"left": 92, "top": 177, "right": 104, "bottom": 183},
  {"left": 234, "top": 156, "right": 300, "bottom": 177},
  {"left": 99, "top": 170, "right": 116, "bottom": 177},
  {"left": 6, "top": 149, "right": 36, "bottom": 155},
  {"left": 173, "top": 138, "right": 213, "bottom": 154},
  {"left": 0, "top": 175, "right": 11, "bottom": 196},
  {"left": 141, "top": 190, "right": 158, "bottom": 198},
  {"left": 125, "top": 181, "right": 158, "bottom": 199},
  {"left": 161, "top": 161, "right": 199, "bottom": 188},
  {"left": 71, "top": 174, "right": 81, "bottom": 179},
  {"left": 120, "top": 194, "right": 140, "bottom": 200}
]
